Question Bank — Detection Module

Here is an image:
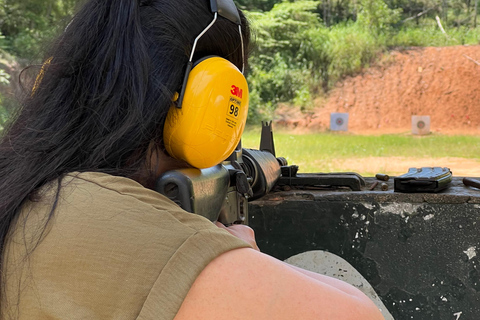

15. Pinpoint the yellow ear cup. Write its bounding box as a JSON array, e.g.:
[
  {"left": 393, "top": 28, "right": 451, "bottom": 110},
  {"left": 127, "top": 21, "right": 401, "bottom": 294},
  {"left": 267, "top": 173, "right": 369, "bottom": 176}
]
[{"left": 163, "top": 57, "right": 249, "bottom": 169}]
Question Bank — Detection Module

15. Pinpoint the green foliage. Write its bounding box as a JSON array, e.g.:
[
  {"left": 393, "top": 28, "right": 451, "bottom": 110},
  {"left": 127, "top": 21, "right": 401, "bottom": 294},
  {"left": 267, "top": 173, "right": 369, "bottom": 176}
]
[
  {"left": 1, "top": 0, "right": 480, "bottom": 126},
  {"left": 391, "top": 25, "right": 480, "bottom": 46},
  {"left": 246, "top": 1, "right": 327, "bottom": 121},
  {"left": 6, "top": 28, "right": 58, "bottom": 58},
  {"left": 323, "top": 23, "right": 384, "bottom": 84},
  {"left": 357, "top": 0, "right": 402, "bottom": 33},
  {"left": 0, "top": 102, "right": 8, "bottom": 133},
  {"left": 0, "top": 47, "right": 17, "bottom": 134},
  {"left": 0, "top": 86, "right": 12, "bottom": 134},
  {"left": 245, "top": 1, "right": 388, "bottom": 122},
  {"left": 235, "top": 0, "right": 279, "bottom": 11},
  {"left": 0, "top": 0, "right": 76, "bottom": 58},
  {"left": 0, "top": 69, "right": 9, "bottom": 85},
  {"left": 247, "top": 1, "right": 324, "bottom": 59}
]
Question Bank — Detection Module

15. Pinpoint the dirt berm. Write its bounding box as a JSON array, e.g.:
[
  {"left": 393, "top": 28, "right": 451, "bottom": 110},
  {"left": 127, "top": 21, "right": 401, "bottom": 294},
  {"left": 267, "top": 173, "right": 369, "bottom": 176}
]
[{"left": 278, "top": 45, "right": 480, "bottom": 135}]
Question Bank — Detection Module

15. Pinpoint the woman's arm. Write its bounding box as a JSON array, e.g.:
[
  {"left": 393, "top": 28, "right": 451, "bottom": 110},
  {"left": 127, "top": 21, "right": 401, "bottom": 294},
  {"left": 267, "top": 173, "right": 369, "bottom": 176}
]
[
  {"left": 215, "top": 221, "right": 374, "bottom": 299},
  {"left": 174, "top": 225, "right": 384, "bottom": 320}
]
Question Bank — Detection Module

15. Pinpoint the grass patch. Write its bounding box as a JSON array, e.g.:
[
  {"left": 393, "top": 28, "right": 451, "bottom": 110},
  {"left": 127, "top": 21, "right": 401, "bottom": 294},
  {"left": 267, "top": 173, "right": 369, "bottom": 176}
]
[
  {"left": 389, "top": 26, "right": 480, "bottom": 47},
  {"left": 241, "top": 130, "right": 480, "bottom": 176}
]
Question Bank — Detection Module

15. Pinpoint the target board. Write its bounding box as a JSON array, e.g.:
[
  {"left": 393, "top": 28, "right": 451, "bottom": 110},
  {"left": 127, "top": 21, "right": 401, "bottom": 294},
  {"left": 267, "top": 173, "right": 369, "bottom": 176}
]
[
  {"left": 411, "top": 115, "right": 431, "bottom": 135},
  {"left": 330, "top": 113, "right": 349, "bottom": 131}
]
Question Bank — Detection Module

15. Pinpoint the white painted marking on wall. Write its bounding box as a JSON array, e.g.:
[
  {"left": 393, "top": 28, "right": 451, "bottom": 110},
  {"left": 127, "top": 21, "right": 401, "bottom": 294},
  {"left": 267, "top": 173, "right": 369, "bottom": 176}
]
[
  {"left": 362, "top": 202, "right": 375, "bottom": 210},
  {"left": 378, "top": 203, "right": 424, "bottom": 218},
  {"left": 463, "top": 246, "right": 477, "bottom": 260},
  {"left": 423, "top": 214, "right": 435, "bottom": 221}
]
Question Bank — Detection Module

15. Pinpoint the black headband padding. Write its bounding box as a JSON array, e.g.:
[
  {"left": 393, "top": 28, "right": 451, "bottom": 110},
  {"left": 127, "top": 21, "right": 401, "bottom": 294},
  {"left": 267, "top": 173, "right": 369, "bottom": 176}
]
[{"left": 210, "top": 0, "right": 241, "bottom": 25}]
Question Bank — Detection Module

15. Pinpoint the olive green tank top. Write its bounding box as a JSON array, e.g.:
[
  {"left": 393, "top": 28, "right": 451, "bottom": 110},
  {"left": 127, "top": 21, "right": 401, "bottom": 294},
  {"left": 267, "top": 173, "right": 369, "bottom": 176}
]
[{"left": 2, "top": 172, "right": 250, "bottom": 319}]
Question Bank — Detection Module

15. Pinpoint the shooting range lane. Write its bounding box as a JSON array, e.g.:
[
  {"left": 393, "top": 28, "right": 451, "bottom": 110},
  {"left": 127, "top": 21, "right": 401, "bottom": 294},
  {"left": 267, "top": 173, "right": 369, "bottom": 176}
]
[{"left": 248, "top": 177, "right": 480, "bottom": 320}]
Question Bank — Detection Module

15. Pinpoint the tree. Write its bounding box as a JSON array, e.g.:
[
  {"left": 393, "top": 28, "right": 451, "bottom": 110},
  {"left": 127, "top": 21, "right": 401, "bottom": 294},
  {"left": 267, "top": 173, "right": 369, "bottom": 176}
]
[
  {"left": 357, "top": 0, "right": 402, "bottom": 32},
  {"left": 245, "top": 1, "right": 328, "bottom": 119},
  {"left": 0, "top": 0, "right": 76, "bottom": 58},
  {"left": 236, "top": 0, "right": 281, "bottom": 11}
]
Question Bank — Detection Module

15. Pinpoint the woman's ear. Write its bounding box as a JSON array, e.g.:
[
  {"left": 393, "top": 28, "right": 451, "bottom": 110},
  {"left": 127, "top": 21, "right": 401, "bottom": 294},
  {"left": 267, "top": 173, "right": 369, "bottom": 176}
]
[
  {"left": 148, "top": 141, "right": 191, "bottom": 180},
  {"left": 131, "top": 141, "right": 190, "bottom": 189}
]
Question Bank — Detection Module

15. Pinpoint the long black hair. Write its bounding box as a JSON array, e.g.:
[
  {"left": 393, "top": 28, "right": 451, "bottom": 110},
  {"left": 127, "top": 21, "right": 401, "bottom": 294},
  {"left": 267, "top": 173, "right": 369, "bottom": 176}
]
[{"left": 0, "top": 0, "right": 250, "bottom": 305}]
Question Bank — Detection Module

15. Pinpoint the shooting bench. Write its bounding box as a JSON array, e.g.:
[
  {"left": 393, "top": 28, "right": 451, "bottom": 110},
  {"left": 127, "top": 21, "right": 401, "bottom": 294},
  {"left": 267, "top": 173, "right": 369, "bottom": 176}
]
[{"left": 249, "top": 176, "right": 480, "bottom": 320}]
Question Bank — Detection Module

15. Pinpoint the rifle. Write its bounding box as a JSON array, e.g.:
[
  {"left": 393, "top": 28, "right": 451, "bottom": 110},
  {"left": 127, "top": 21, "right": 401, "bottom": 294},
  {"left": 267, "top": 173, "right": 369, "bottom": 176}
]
[
  {"left": 155, "top": 122, "right": 282, "bottom": 225},
  {"left": 155, "top": 121, "right": 367, "bottom": 224}
]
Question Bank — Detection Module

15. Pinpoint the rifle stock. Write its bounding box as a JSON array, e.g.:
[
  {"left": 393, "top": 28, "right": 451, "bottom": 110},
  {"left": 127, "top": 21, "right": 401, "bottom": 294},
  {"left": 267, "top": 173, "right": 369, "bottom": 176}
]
[{"left": 155, "top": 146, "right": 281, "bottom": 225}]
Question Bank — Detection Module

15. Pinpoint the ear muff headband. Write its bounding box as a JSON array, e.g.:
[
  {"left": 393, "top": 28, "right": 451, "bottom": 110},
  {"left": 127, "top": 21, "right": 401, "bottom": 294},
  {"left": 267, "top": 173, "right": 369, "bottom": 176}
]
[
  {"left": 163, "top": 57, "right": 248, "bottom": 169},
  {"left": 177, "top": 0, "right": 244, "bottom": 108}
]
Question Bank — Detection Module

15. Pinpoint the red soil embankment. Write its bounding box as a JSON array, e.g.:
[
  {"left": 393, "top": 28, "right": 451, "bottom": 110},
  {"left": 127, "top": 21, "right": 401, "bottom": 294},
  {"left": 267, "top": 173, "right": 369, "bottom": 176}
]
[{"left": 289, "top": 45, "right": 480, "bottom": 134}]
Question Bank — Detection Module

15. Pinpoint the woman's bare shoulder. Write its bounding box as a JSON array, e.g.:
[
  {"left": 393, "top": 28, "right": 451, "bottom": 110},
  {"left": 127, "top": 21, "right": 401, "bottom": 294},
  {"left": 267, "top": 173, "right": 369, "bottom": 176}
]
[{"left": 174, "top": 247, "right": 384, "bottom": 320}]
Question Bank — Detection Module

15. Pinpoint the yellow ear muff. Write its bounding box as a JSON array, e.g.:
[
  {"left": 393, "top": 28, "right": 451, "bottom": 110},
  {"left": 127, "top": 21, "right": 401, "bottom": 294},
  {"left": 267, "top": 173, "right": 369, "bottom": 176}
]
[{"left": 163, "top": 57, "right": 249, "bottom": 169}]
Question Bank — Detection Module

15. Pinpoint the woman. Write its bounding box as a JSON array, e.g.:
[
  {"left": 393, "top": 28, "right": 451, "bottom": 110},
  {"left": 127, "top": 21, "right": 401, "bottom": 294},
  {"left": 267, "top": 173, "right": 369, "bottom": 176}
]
[{"left": 0, "top": 0, "right": 384, "bottom": 319}]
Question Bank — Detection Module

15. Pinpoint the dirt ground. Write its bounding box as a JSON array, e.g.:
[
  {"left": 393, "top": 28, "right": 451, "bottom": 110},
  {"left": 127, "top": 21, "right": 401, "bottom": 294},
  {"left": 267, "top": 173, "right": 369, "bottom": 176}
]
[
  {"left": 273, "top": 45, "right": 480, "bottom": 176},
  {"left": 336, "top": 156, "right": 480, "bottom": 177}
]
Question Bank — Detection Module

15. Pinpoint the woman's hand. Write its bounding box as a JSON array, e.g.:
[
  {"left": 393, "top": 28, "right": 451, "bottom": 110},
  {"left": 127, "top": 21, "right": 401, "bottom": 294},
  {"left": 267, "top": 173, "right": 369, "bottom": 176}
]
[{"left": 215, "top": 222, "right": 260, "bottom": 251}]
